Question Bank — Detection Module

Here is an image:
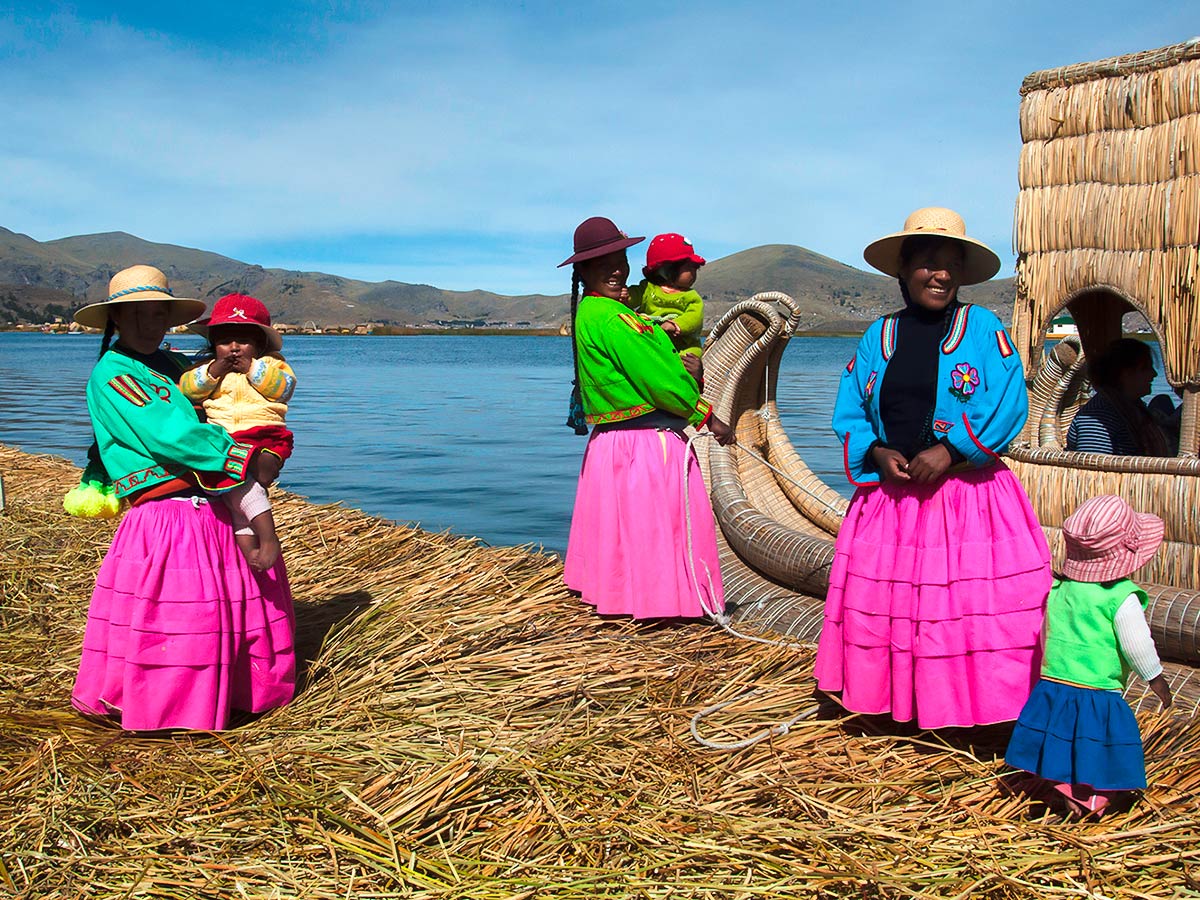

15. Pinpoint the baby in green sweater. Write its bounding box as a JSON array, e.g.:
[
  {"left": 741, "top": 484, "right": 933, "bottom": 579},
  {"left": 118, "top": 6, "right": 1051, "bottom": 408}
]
[{"left": 627, "top": 233, "right": 706, "bottom": 358}]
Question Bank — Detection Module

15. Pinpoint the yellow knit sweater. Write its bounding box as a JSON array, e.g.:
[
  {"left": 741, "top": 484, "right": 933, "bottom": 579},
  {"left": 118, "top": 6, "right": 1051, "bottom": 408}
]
[{"left": 179, "top": 354, "right": 296, "bottom": 433}]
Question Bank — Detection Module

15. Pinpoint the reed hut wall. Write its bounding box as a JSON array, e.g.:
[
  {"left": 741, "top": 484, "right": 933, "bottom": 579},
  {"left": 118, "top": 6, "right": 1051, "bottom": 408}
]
[{"left": 1011, "top": 40, "right": 1200, "bottom": 386}]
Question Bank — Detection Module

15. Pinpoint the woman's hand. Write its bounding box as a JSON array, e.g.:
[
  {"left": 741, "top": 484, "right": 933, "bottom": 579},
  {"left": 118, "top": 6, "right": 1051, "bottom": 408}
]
[
  {"left": 906, "top": 444, "right": 953, "bottom": 483},
  {"left": 871, "top": 445, "right": 910, "bottom": 482},
  {"left": 707, "top": 415, "right": 736, "bottom": 446},
  {"left": 681, "top": 353, "right": 703, "bottom": 384}
]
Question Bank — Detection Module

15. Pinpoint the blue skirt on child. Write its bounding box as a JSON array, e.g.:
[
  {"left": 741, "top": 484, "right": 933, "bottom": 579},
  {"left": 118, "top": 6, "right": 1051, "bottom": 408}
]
[{"left": 1005, "top": 679, "right": 1146, "bottom": 790}]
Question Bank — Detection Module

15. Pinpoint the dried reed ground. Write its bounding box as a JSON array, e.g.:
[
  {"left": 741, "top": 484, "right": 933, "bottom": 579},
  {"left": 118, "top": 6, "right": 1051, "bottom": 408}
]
[{"left": 2, "top": 444, "right": 1198, "bottom": 899}]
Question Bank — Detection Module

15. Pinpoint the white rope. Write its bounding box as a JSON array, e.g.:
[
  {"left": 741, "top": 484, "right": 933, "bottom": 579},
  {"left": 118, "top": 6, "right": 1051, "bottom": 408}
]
[
  {"left": 683, "top": 431, "right": 810, "bottom": 651},
  {"left": 682, "top": 428, "right": 839, "bottom": 750},
  {"left": 689, "top": 689, "right": 823, "bottom": 751}
]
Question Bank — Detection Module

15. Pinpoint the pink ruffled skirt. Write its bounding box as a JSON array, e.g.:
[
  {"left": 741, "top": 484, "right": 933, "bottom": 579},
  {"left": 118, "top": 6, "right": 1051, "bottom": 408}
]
[
  {"left": 72, "top": 496, "right": 296, "bottom": 731},
  {"left": 813, "top": 463, "right": 1051, "bottom": 729},
  {"left": 564, "top": 426, "right": 724, "bottom": 619}
]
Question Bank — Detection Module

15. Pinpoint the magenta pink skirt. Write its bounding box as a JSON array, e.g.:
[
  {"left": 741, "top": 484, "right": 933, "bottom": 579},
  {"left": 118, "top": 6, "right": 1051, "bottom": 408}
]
[
  {"left": 564, "top": 426, "right": 724, "bottom": 619},
  {"left": 813, "top": 463, "right": 1051, "bottom": 729},
  {"left": 72, "top": 496, "right": 296, "bottom": 731}
]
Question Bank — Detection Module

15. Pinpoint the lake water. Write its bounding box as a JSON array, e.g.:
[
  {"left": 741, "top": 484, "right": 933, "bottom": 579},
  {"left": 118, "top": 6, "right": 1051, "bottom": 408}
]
[
  {"left": 0, "top": 332, "right": 855, "bottom": 555},
  {"left": 1, "top": 332, "right": 1176, "bottom": 555}
]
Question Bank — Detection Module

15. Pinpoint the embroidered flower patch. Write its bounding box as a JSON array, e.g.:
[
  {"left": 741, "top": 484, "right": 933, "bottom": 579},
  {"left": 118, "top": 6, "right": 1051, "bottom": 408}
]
[{"left": 949, "top": 362, "right": 979, "bottom": 401}]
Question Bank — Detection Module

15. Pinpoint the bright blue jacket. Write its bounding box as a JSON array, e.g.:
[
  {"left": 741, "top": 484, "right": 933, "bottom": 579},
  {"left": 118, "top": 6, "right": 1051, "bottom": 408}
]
[{"left": 832, "top": 303, "right": 1028, "bottom": 486}]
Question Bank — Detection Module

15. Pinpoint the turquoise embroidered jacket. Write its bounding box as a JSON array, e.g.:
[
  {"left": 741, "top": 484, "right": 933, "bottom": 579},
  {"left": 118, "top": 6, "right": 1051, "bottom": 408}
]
[
  {"left": 832, "top": 303, "right": 1028, "bottom": 485},
  {"left": 87, "top": 349, "right": 252, "bottom": 498},
  {"left": 574, "top": 294, "right": 712, "bottom": 427}
]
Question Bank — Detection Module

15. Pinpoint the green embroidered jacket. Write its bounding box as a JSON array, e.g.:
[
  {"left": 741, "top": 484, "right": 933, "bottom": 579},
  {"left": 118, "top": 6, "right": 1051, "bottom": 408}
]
[
  {"left": 87, "top": 349, "right": 252, "bottom": 498},
  {"left": 574, "top": 294, "right": 712, "bottom": 427}
]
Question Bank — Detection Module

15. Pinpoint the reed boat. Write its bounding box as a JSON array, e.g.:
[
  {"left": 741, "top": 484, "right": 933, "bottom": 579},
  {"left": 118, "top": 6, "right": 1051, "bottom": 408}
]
[{"left": 698, "top": 40, "right": 1200, "bottom": 707}]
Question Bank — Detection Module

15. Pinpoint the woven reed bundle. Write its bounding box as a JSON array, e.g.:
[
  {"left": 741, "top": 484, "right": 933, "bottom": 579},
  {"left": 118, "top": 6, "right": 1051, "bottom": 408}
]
[
  {"left": 701, "top": 297, "right": 841, "bottom": 598},
  {"left": 5, "top": 443, "right": 1200, "bottom": 898},
  {"left": 1011, "top": 41, "right": 1200, "bottom": 387}
]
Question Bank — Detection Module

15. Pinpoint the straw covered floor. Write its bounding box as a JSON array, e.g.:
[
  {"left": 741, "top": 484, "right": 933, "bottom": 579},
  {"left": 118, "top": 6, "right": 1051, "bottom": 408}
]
[{"left": 3, "top": 444, "right": 1199, "bottom": 898}]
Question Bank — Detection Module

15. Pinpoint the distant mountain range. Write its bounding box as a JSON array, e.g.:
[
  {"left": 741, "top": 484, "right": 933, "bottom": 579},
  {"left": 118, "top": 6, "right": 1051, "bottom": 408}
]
[{"left": 0, "top": 226, "right": 1015, "bottom": 331}]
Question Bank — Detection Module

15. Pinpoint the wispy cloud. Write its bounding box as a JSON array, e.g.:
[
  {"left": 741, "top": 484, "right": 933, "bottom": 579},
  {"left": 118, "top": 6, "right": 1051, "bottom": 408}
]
[{"left": 2, "top": 2, "right": 1195, "bottom": 293}]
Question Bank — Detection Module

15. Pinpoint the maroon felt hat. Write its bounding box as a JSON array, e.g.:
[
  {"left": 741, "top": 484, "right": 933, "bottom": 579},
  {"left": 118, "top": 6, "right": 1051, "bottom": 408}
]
[{"left": 558, "top": 216, "right": 644, "bottom": 267}]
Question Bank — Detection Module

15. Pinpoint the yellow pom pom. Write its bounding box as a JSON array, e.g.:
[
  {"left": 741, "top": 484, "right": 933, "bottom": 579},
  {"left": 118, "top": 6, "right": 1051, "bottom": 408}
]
[{"left": 63, "top": 482, "right": 121, "bottom": 519}]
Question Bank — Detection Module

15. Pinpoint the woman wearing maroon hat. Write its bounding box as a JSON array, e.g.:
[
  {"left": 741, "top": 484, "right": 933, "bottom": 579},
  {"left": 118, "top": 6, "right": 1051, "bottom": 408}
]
[
  {"left": 560, "top": 216, "right": 734, "bottom": 620},
  {"left": 181, "top": 293, "right": 297, "bottom": 571}
]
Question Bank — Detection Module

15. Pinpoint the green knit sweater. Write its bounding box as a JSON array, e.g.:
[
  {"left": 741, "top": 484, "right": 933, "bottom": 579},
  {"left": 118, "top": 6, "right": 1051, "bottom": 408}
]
[{"left": 628, "top": 280, "right": 704, "bottom": 357}]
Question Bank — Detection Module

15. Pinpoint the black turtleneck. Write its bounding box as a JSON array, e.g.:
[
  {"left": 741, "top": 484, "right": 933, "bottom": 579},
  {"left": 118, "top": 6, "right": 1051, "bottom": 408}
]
[{"left": 878, "top": 301, "right": 957, "bottom": 460}]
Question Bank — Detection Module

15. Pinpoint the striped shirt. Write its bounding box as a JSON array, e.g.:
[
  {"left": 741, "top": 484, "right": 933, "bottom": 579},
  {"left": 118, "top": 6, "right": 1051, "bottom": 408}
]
[{"left": 1066, "top": 393, "right": 1138, "bottom": 455}]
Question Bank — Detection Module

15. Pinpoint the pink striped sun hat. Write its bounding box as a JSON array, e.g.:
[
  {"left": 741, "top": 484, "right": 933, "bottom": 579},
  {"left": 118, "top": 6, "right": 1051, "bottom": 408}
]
[{"left": 1061, "top": 494, "right": 1164, "bottom": 583}]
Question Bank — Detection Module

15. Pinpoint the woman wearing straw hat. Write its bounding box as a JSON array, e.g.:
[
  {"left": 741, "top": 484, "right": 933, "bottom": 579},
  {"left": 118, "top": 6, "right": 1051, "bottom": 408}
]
[
  {"left": 813, "top": 208, "right": 1052, "bottom": 729},
  {"left": 69, "top": 265, "right": 295, "bottom": 731},
  {"left": 559, "top": 216, "right": 734, "bottom": 620}
]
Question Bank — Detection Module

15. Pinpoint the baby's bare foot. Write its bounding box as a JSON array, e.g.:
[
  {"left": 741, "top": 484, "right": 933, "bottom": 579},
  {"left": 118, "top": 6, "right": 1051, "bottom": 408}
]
[{"left": 253, "top": 537, "right": 281, "bottom": 571}]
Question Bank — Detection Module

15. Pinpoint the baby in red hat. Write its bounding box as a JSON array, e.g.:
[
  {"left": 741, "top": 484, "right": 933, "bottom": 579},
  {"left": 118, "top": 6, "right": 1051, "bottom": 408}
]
[
  {"left": 627, "top": 233, "right": 707, "bottom": 359},
  {"left": 181, "top": 294, "right": 297, "bottom": 570}
]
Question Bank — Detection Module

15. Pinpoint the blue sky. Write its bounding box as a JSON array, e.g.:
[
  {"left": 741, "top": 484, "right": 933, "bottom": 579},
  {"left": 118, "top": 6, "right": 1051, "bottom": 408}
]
[{"left": 2, "top": 2, "right": 1195, "bottom": 294}]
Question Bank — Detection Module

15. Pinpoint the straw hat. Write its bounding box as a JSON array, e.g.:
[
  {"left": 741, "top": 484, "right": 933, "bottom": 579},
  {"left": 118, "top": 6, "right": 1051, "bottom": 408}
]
[
  {"left": 1061, "top": 494, "right": 1164, "bottom": 583},
  {"left": 558, "top": 217, "right": 644, "bottom": 267},
  {"left": 74, "top": 265, "right": 206, "bottom": 330},
  {"left": 863, "top": 207, "right": 1001, "bottom": 285},
  {"left": 189, "top": 293, "right": 283, "bottom": 352}
]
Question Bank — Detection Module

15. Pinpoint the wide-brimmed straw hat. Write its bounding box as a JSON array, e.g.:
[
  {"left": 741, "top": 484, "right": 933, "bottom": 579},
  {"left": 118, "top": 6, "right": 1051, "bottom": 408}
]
[
  {"left": 74, "top": 265, "right": 206, "bottom": 330},
  {"left": 189, "top": 293, "right": 283, "bottom": 352},
  {"left": 558, "top": 216, "right": 644, "bottom": 267},
  {"left": 863, "top": 207, "right": 1001, "bottom": 286},
  {"left": 1061, "top": 494, "right": 1164, "bottom": 583}
]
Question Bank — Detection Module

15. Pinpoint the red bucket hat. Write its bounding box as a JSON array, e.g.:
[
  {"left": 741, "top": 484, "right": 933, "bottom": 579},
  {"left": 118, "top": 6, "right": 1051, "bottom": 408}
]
[
  {"left": 1061, "top": 494, "right": 1164, "bottom": 583},
  {"left": 645, "top": 233, "right": 705, "bottom": 270},
  {"left": 190, "top": 293, "right": 283, "bottom": 352},
  {"left": 558, "top": 217, "right": 644, "bottom": 267}
]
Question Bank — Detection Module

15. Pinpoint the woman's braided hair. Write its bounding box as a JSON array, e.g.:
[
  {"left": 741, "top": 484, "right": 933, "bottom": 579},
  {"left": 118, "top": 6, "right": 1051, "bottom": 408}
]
[
  {"left": 98, "top": 317, "right": 116, "bottom": 359},
  {"left": 565, "top": 268, "right": 588, "bottom": 434}
]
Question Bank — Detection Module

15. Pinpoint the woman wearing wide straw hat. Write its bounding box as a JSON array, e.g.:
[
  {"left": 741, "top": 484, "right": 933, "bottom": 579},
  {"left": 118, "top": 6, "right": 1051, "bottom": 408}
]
[
  {"left": 813, "top": 208, "right": 1052, "bottom": 729},
  {"left": 70, "top": 265, "right": 295, "bottom": 731},
  {"left": 560, "top": 216, "right": 734, "bottom": 620}
]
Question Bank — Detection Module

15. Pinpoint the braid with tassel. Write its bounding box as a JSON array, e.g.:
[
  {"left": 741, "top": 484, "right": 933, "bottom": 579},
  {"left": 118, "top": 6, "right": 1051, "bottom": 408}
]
[
  {"left": 98, "top": 317, "right": 116, "bottom": 359},
  {"left": 565, "top": 269, "right": 588, "bottom": 434}
]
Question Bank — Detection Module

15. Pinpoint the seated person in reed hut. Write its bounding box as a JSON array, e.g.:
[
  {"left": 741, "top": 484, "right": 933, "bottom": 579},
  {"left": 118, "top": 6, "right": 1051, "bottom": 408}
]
[{"left": 1067, "top": 338, "right": 1176, "bottom": 457}]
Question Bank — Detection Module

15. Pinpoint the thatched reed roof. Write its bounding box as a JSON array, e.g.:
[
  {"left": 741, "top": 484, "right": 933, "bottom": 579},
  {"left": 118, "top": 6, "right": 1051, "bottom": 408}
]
[
  {"left": 3, "top": 443, "right": 1200, "bottom": 897},
  {"left": 1011, "top": 39, "right": 1200, "bottom": 387}
]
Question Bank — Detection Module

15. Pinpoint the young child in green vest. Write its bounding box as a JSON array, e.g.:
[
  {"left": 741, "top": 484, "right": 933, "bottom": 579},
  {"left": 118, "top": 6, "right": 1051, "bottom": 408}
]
[
  {"left": 1005, "top": 494, "right": 1172, "bottom": 816},
  {"left": 627, "top": 233, "right": 706, "bottom": 358}
]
